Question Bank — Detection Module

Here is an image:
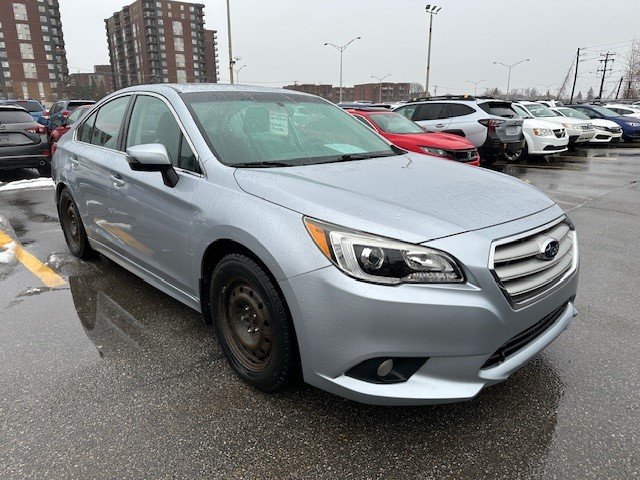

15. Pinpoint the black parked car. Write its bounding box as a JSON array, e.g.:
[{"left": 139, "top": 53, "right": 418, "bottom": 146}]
[{"left": 0, "top": 105, "right": 51, "bottom": 176}]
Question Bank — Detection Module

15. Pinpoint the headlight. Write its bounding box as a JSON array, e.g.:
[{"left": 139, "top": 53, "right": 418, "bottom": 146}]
[
  {"left": 304, "top": 218, "right": 465, "bottom": 285},
  {"left": 561, "top": 122, "right": 573, "bottom": 129},
  {"left": 533, "top": 128, "right": 553, "bottom": 137},
  {"left": 420, "top": 146, "right": 452, "bottom": 158},
  {"left": 627, "top": 122, "right": 640, "bottom": 127}
]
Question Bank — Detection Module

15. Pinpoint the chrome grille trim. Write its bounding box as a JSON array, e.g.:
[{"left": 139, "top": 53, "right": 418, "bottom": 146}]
[{"left": 489, "top": 216, "right": 578, "bottom": 308}]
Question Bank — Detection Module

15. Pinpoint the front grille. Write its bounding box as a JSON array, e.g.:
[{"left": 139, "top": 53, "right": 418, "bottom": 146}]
[
  {"left": 481, "top": 303, "right": 567, "bottom": 369},
  {"left": 451, "top": 149, "right": 478, "bottom": 163},
  {"left": 490, "top": 218, "right": 577, "bottom": 305},
  {"left": 580, "top": 124, "right": 594, "bottom": 131},
  {"left": 553, "top": 129, "right": 564, "bottom": 138}
]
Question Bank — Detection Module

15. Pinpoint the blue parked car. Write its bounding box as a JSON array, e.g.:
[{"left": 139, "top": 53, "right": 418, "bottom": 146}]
[
  {"left": 567, "top": 104, "right": 640, "bottom": 142},
  {"left": 0, "top": 99, "right": 49, "bottom": 125}
]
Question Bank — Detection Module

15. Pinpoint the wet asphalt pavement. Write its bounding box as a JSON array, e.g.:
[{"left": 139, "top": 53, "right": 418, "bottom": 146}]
[{"left": 0, "top": 146, "right": 639, "bottom": 479}]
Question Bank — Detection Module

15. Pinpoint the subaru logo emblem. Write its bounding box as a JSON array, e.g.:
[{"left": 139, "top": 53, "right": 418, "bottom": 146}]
[{"left": 538, "top": 238, "right": 560, "bottom": 261}]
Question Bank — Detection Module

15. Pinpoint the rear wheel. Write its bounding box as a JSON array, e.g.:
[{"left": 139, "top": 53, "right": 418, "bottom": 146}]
[
  {"left": 37, "top": 164, "right": 51, "bottom": 177},
  {"left": 58, "top": 188, "right": 94, "bottom": 259},
  {"left": 210, "top": 253, "right": 298, "bottom": 392},
  {"left": 502, "top": 143, "right": 527, "bottom": 163}
]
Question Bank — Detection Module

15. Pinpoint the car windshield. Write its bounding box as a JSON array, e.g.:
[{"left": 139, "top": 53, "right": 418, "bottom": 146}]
[
  {"left": 591, "top": 106, "right": 620, "bottom": 117},
  {"left": 558, "top": 108, "right": 590, "bottom": 120},
  {"left": 182, "top": 91, "right": 397, "bottom": 167},
  {"left": 5, "top": 100, "right": 42, "bottom": 112},
  {"left": 368, "top": 113, "right": 424, "bottom": 134},
  {"left": 525, "top": 103, "right": 557, "bottom": 118}
]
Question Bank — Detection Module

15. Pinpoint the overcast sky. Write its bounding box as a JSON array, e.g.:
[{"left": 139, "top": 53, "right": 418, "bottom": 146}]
[{"left": 59, "top": 0, "right": 639, "bottom": 96}]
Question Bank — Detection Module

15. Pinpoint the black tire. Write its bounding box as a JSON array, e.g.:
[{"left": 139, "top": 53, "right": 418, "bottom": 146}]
[
  {"left": 502, "top": 144, "right": 526, "bottom": 163},
  {"left": 210, "top": 253, "right": 298, "bottom": 393},
  {"left": 37, "top": 164, "right": 51, "bottom": 177},
  {"left": 58, "top": 188, "right": 95, "bottom": 259}
]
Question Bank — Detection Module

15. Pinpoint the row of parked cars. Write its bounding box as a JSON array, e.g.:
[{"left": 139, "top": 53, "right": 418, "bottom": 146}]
[
  {"left": 340, "top": 96, "right": 640, "bottom": 166},
  {"left": 0, "top": 98, "right": 95, "bottom": 175}
]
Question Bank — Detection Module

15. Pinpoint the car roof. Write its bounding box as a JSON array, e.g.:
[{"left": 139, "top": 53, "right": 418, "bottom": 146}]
[
  {"left": 114, "top": 83, "right": 314, "bottom": 98},
  {"left": 345, "top": 108, "right": 392, "bottom": 115}
]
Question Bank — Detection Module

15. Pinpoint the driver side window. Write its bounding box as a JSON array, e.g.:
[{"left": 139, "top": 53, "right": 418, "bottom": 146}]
[{"left": 126, "top": 95, "right": 200, "bottom": 174}]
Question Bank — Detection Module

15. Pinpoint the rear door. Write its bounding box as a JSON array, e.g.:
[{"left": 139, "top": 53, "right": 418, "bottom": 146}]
[
  {"left": 61, "top": 96, "right": 132, "bottom": 246},
  {"left": 444, "top": 103, "right": 478, "bottom": 138},
  {"left": 412, "top": 103, "right": 450, "bottom": 131}
]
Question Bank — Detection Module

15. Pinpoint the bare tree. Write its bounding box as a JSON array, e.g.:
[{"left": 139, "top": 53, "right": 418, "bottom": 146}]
[
  {"left": 622, "top": 39, "right": 640, "bottom": 98},
  {"left": 410, "top": 82, "right": 424, "bottom": 95}
]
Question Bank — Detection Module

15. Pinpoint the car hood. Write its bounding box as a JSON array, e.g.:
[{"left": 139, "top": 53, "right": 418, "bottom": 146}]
[
  {"left": 522, "top": 118, "right": 562, "bottom": 130},
  {"left": 234, "top": 153, "right": 556, "bottom": 243},
  {"left": 387, "top": 131, "right": 475, "bottom": 150},
  {"left": 591, "top": 119, "right": 621, "bottom": 129}
]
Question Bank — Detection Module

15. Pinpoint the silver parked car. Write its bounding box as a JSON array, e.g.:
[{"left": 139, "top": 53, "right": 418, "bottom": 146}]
[{"left": 52, "top": 85, "right": 579, "bottom": 405}]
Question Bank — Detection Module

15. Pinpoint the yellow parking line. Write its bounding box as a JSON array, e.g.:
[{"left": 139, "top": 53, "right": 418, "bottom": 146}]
[{"left": 0, "top": 230, "right": 66, "bottom": 288}]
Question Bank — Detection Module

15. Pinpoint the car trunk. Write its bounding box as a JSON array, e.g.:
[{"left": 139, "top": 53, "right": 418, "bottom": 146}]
[
  {"left": 0, "top": 122, "right": 43, "bottom": 147},
  {"left": 480, "top": 101, "right": 523, "bottom": 143}
]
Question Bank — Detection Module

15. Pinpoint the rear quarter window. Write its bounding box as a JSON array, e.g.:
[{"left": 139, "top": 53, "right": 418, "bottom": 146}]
[
  {"left": 395, "top": 104, "right": 418, "bottom": 120},
  {"left": 448, "top": 104, "right": 475, "bottom": 117}
]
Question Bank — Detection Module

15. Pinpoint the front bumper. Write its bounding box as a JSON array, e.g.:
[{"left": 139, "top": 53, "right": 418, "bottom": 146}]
[
  {"left": 528, "top": 134, "right": 569, "bottom": 155},
  {"left": 281, "top": 208, "right": 578, "bottom": 405}
]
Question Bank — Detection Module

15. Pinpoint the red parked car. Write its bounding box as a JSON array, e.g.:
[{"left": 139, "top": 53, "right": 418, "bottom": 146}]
[
  {"left": 49, "top": 104, "right": 93, "bottom": 154},
  {"left": 347, "top": 108, "right": 480, "bottom": 166}
]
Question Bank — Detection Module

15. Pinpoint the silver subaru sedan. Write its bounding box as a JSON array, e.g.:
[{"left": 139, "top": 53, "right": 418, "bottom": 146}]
[{"left": 52, "top": 84, "right": 579, "bottom": 405}]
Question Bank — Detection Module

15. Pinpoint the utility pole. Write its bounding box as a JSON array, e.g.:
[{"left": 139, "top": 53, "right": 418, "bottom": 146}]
[
  {"left": 597, "top": 52, "right": 615, "bottom": 99},
  {"left": 226, "top": 0, "right": 234, "bottom": 84},
  {"left": 615, "top": 77, "right": 624, "bottom": 99},
  {"left": 425, "top": 5, "right": 442, "bottom": 96},
  {"left": 467, "top": 79, "right": 486, "bottom": 96},
  {"left": 570, "top": 47, "right": 580, "bottom": 103}
]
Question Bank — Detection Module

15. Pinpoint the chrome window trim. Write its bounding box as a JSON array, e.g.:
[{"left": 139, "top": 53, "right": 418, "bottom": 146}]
[
  {"left": 73, "top": 91, "right": 206, "bottom": 178},
  {"left": 488, "top": 215, "right": 579, "bottom": 310}
]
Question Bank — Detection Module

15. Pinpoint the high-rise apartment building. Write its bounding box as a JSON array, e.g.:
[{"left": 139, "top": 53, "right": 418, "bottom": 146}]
[
  {"left": 0, "top": 0, "right": 69, "bottom": 102},
  {"left": 105, "top": 0, "right": 219, "bottom": 90}
]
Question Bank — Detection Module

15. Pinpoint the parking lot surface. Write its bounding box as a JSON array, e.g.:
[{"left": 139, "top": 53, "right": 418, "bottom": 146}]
[{"left": 1, "top": 147, "right": 639, "bottom": 479}]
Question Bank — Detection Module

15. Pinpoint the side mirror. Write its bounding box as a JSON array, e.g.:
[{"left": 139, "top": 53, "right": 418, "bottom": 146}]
[{"left": 125, "top": 143, "right": 179, "bottom": 188}]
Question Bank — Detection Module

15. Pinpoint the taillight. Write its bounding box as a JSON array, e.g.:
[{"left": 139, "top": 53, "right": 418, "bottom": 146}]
[
  {"left": 61, "top": 110, "right": 71, "bottom": 117},
  {"left": 26, "top": 125, "right": 47, "bottom": 134},
  {"left": 41, "top": 149, "right": 51, "bottom": 157},
  {"left": 478, "top": 119, "right": 505, "bottom": 133},
  {"left": 51, "top": 144, "right": 57, "bottom": 155},
  {"left": 42, "top": 110, "right": 50, "bottom": 119}
]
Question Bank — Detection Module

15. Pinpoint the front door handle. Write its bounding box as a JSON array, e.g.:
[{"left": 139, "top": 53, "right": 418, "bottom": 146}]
[
  {"left": 435, "top": 124, "right": 445, "bottom": 128},
  {"left": 110, "top": 174, "right": 125, "bottom": 188}
]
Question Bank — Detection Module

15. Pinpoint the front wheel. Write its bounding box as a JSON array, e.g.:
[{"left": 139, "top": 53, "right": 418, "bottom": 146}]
[
  {"left": 502, "top": 144, "right": 526, "bottom": 163},
  {"left": 37, "top": 164, "right": 51, "bottom": 177},
  {"left": 209, "top": 253, "right": 299, "bottom": 393}
]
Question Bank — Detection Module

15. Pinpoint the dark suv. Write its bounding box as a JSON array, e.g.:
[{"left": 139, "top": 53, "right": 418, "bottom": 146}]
[{"left": 394, "top": 96, "right": 525, "bottom": 165}]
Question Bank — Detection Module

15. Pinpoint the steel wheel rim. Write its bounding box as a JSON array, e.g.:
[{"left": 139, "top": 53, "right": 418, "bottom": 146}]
[
  {"left": 64, "top": 200, "right": 80, "bottom": 246},
  {"left": 220, "top": 277, "right": 273, "bottom": 372}
]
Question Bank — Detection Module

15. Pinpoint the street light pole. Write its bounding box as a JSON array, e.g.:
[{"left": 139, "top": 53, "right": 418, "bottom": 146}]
[
  {"left": 371, "top": 74, "right": 391, "bottom": 102},
  {"left": 226, "top": 0, "right": 234, "bottom": 84},
  {"left": 493, "top": 58, "right": 530, "bottom": 98},
  {"left": 235, "top": 65, "right": 246, "bottom": 84},
  {"left": 425, "top": 4, "right": 442, "bottom": 96},
  {"left": 467, "top": 79, "right": 486, "bottom": 96},
  {"left": 325, "top": 37, "right": 361, "bottom": 103}
]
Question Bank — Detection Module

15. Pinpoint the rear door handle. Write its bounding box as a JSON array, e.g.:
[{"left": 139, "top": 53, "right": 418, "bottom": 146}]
[
  {"left": 69, "top": 154, "right": 79, "bottom": 167},
  {"left": 110, "top": 174, "right": 125, "bottom": 188}
]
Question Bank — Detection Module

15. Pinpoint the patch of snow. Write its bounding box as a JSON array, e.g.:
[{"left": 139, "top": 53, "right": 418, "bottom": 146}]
[
  {"left": 0, "top": 241, "right": 17, "bottom": 264},
  {"left": 0, "top": 177, "right": 54, "bottom": 192}
]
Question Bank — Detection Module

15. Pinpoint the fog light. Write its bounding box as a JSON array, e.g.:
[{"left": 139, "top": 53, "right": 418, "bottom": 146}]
[
  {"left": 345, "top": 357, "right": 428, "bottom": 384},
  {"left": 377, "top": 359, "right": 394, "bottom": 377}
]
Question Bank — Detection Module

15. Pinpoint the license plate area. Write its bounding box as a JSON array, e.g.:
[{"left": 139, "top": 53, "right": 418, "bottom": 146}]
[{"left": 506, "top": 126, "right": 520, "bottom": 136}]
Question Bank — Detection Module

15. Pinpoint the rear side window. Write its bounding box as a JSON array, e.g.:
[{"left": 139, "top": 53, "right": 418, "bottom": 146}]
[
  {"left": 126, "top": 95, "right": 200, "bottom": 173},
  {"left": 0, "top": 110, "right": 35, "bottom": 123},
  {"left": 90, "top": 96, "right": 130, "bottom": 149},
  {"left": 78, "top": 111, "right": 97, "bottom": 143},
  {"left": 448, "top": 104, "right": 475, "bottom": 117},
  {"left": 49, "top": 103, "right": 62, "bottom": 115},
  {"left": 414, "top": 103, "right": 450, "bottom": 121}
]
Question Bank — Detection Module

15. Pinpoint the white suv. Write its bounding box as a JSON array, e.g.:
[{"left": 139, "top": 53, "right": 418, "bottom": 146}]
[{"left": 393, "top": 96, "right": 524, "bottom": 165}]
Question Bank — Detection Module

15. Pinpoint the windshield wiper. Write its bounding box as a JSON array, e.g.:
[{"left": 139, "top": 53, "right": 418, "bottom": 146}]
[
  {"left": 338, "top": 152, "right": 397, "bottom": 162},
  {"left": 233, "top": 161, "right": 293, "bottom": 168}
]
